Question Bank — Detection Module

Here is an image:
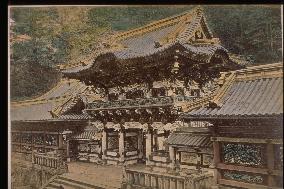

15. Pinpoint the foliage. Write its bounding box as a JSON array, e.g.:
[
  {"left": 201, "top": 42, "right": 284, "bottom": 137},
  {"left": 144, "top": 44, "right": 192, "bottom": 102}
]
[
  {"left": 10, "top": 5, "right": 282, "bottom": 100},
  {"left": 205, "top": 5, "right": 282, "bottom": 64},
  {"left": 10, "top": 62, "right": 60, "bottom": 101}
]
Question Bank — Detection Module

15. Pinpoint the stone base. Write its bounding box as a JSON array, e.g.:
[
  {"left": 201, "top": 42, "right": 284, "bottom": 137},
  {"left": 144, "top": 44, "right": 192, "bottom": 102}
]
[
  {"left": 124, "top": 159, "right": 138, "bottom": 165},
  {"left": 211, "top": 185, "right": 219, "bottom": 189},
  {"left": 106, "top": 159, "right": 119, "bottom": 165}
]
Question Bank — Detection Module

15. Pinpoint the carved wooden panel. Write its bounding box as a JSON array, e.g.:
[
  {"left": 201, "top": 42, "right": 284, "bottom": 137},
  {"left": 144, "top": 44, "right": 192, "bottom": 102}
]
[
  {"left": 78, "top": 143, "right": 89, "bottom": 152},
  {"left": 107, "top": 136, "right": 119, "bottom": 150},
  {"left": 45, "top": 134, "right": 58, "bottom": 146},
  {"left": 222, "top": 143, "right": 266, "bottom": 167},
  {"left": 202, "top": 154, "right": 213, "bottom": 166},
  {"left": 222, "top": 170, "right": 265, "bottom": 185},
  {"left": 180, "top": 152, "right": 198, "bottom": 165}
]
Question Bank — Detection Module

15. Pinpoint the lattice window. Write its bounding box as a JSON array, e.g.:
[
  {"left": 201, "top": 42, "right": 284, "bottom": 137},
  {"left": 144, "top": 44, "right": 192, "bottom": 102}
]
[
  {"left": 222, "top": 170, "right": 265, "bottom": 185},
  {"left": 222, "top": 143, "right": 266, "bottom": 167},
  {"left": 22, "top": 133, "right": 32, "bottom": 144},
  {"left": 78, "top": 143, "right": 89, "bottom": 152},
  {"left": 45, "top": 134, "right": 58, "bottom": 146},
  {"left": 12, "top": 133, "right": 21, "bottom": 143},
  {"left": 107, "top": 136, "right": 119, "bottom": 150},
  {"left": 89, "top": 143, "right": 101, "bottom": 153},
  {"left": 125, "top": 136, "right": 138, "bottom": 151},
  {"left": 33, "top": 134, "right": 44, "bottom": 145},
  {"left": 274, "top": 144, "right": 283, "bottom": 170}
]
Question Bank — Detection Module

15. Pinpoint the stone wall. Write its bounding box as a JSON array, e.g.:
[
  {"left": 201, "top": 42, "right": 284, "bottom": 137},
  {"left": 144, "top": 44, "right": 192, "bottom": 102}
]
[{"left": 11, "top": 153, "right": 64, "bottom": 189}]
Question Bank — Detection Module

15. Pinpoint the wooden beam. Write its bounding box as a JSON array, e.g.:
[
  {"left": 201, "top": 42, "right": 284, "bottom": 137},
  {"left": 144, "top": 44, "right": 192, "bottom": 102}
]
[
  {"left": 213, "top": 141, "right": 221, "bottom": 186},
  {"left": 211, "top": 137, "right": 283, "bottom": 144},
  {"left": 219, "top": 179, "right": 270, "bottom": 189},
  {"left": 217, "top": 163, "right": 270, "bottom": 175},
  {"left": 267, "top": 143, "right": 277, "bottom": 187}
]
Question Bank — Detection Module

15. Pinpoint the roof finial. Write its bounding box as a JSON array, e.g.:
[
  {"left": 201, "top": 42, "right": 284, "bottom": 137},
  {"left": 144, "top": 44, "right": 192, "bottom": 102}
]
[{"left": 195, "top": 5, "right": 204, "bottom": 14}]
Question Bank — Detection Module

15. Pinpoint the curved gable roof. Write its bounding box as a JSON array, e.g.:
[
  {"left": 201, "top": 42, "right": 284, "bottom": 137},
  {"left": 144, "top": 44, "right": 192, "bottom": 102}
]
[{"left": 60, "top": 6, "right": 224, "bottom": 74}]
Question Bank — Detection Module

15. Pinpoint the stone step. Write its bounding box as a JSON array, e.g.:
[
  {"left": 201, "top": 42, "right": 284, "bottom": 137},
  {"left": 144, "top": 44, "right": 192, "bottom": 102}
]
[
  {"left": 44, "top": 186, "right": 60, "bottom": 189},
  {"left": 45, "top": 182, "right": 75, "bottom": 189},
  {"left": 45, "top": 181, "right": 62, "bottom": 189},
  {"left": 53, "top": 178, "right": 94, "bottom": 189},
  {"left": 45, "top": 178, "right": 88, "bottom": 189},
  {"left": 58, "top": 175, "right": 120, "bottom": 189}
]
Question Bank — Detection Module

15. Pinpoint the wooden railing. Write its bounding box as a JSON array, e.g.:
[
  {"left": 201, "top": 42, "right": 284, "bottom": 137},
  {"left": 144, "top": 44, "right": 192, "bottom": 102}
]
[
  {"left": 32, "top": 153, "right": 66, "bottom": 170},
  {"left": 123, "top": 168, "right": 187, "bottom": 189},
  {"left": 122, "top": 166, "right": 213, "bottom": 189}
]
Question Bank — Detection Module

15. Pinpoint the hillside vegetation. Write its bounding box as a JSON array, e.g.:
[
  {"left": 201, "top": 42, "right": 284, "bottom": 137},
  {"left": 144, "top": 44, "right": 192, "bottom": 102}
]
[{"left": 10, "top": 5, "right": 282, "bottom": 101}]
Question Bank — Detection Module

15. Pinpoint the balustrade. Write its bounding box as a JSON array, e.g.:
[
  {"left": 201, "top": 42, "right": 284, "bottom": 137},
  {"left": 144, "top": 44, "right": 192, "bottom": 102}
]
[
  {"left": 124, "top": 168, "right": 187, "bottom": 189},
  {"left": 32, "top": 153, "right": 65, "bottom": 169}
]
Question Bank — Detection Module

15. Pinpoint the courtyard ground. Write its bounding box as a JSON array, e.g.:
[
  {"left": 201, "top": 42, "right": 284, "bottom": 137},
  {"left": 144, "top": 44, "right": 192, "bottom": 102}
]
[{"left": 65, "top": 161, "right": 124, "bottom": 189}]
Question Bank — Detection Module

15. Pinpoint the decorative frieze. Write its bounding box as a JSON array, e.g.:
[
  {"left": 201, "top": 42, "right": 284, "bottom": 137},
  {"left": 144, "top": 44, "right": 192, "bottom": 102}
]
[
  {"left": 222, "top": 143, "right": 266, "bottom": 167},
  {"left": 87, "top": 96, "right": 174, "bottom": 110}
]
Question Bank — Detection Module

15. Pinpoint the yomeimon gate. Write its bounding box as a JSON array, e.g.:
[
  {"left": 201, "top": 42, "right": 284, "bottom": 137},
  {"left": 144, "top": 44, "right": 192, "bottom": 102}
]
[
  {"left": 58, "top": 6, "right": 243, "bottom": 166},
  {"left": 181, "top": 63, "right": 283, "bottom": 189},
  {"left": 11, "top": 7, "right": 246, "bottom": 169}
]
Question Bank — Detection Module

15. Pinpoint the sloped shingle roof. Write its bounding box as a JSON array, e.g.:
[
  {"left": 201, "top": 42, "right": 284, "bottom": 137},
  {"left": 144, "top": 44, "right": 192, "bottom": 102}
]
[
  {"left": 182, "top": 63, "right": 283, "bottom": 119},
  {"left": 166, "top": 133, "right": 212, "bottom": 148},
  {"left": 11, "top": 80, "right": 90, "bottom": 121}
]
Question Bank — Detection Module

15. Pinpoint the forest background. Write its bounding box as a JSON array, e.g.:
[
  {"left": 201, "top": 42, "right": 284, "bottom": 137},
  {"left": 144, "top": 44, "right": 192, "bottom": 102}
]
[{"left": 10, "top": 5, "right": 282, "bottom": 100}]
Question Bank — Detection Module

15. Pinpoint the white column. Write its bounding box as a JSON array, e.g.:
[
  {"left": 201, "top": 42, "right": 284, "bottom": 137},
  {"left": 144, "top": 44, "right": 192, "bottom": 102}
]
[
  {"left": 66, "top": 140, "right": 70, "bottom": 162},
  {"left": 157, "top": 130, "right": 165, "bottom": 150},
  {"left": 267, "top": 142, "right": 276, "bottom": 187},
  {"left": 212, "top": 140, "right": 221, "bottom": 188},
  {"left": 102, "top": 130, "right": 107, "bottom": 160},
  {"left": 169, "top": 146, "right": 175, "bottom": 168},
  {"left": 137, "top": 131, "right": 143, "bottom": 159},
  {"left": 119, "top": 130, "right": 125, "bottom": 163},
  {"left": 146, "top": 130, "right": 152, "bottom": 161}
]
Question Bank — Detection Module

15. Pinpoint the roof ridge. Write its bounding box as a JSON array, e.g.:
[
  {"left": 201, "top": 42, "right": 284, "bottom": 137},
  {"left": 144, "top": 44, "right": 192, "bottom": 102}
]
[
  {"left": 234, "top": 63, "right": 283, "bottom": 81},
  {"left": 236, "top": 62, "right": 283, "bottom": 73},
  {"left": 10, "top": 95, "right": 73, "bottom": 107},
  {"left": 110, "top": 7, "right": 201, "bottom": 42}
]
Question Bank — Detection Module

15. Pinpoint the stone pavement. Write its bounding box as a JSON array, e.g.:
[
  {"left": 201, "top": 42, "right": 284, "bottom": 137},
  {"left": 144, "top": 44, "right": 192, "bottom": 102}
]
[{"left": 65, "top": 162, "right": 124, "bottom": 189}]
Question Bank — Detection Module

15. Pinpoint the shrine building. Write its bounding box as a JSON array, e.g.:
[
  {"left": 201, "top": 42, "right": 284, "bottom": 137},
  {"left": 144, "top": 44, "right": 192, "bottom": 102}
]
[
  {"left": 10, "top": 7, "right": 261, "bottom": 188},
  {"left": 181, "top": 63, "right": 283, "bottom": 189}
]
